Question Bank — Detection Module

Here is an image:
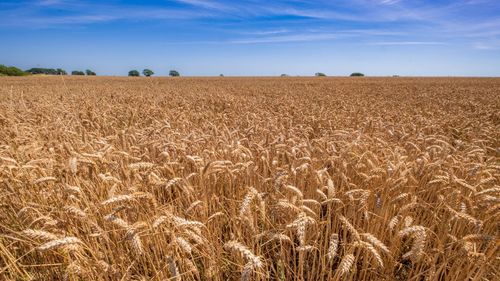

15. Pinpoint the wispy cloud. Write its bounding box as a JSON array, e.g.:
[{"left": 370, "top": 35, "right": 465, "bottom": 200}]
[
  {"left": 0, "top": 3, "right": 212, "bottom": 27},
  {"left": 242, "top": 29, "right": 290, "bottom": 35},
  {"left": 472, "top": 42, "right": 500, "bottom": 50},
  {"left": 174, "top": 0, "right": 233, "bottom": 11},
  {"left": 1, "top": 0, "right": 495, "bottom": 27},
  {"left": 369, "top": 41, "right": 446, "bottom": 46},
  {"left": 0, "top": 0, "right": 499, "bottom": 53},
  {"left": 229, "top": 33, "right": 339, "bottom": 44},
  {"left": 378, "top": 0, "right": 400, "bottom": 5},
  {"left": 37, "top": 0, "right": 69, "bottom": 6}
]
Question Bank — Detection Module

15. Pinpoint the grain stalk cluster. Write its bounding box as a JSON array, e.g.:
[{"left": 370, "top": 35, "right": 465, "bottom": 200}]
[{"left": 0, "top": 76, "right": 498, "bottom": 280}]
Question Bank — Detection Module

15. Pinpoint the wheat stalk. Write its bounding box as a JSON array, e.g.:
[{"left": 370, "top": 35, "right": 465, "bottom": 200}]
[
  {"left": 38, "top": 237, "right": 82, "bottom": 251},
  {"left": 338, "top": 253, "right": 355, "bottom": 276}
]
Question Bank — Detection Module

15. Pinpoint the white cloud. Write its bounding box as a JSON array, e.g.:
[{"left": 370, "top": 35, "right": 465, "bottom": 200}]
[
  {"left": 229, "top": 33, "right": 338, "bottom": 44},
  {"left": 38, "top": 0, "right": 65, "bottom": 6},
  {"left": 175, "top": 0, "right": 232, "bottom": 11},
  {"left": 472, "top": 42, "right": 499, "bottom": 50},
  {"left": 369, "top": 41, "right": 446, "bottom": 45},
  {"left": 242, "top": 29, "right": 290, "bottom": 35},
  {"left": 378, "top": 0, "right": 400, "bottom": 5},
  {"left": 1, "top": 0, "right": 499, "bottom": 54}
]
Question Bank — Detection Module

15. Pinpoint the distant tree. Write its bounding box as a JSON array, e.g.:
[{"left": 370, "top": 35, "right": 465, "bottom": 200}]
[
  {"left": 72, "top": 71, "right": 85, "bottom": 76},
  {"left": 26, "top": 68, "right": 60, "bottom": 75},
  {"left": 219, "top": 74, "right": 224, "bottom": 77},
  {"left": 315, "top": 72, "right": 327, "bottom": 77},
  {"left": 85, "top": 69, "right": 96, "bottom": 76},
  {"left": 0, "top": 65, "right": 28, "bottom": 76},
  {"left": 280, "top": 74, "right": 289, "bottom": 77},
  {"left": 169, "top": 70, "right": 180, "bottom": 77},
  {"left": 350, "top": 72, "right": 365, "bottom": 77},
  {"left": 56, "top": 68, "right": 67, "bottom": 75},
  {"left": 128, "top": 70, "right": 140, "bottom": 77},
  {"left": 26, "top": 68, "right": 43, "bottom": 75},
  {"left": 143, "top": 69, "right": 154, "bottom": 77}
]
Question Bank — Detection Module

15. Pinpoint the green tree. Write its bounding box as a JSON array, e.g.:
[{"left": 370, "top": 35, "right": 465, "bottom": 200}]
[
  {"left": 143, "top": 69, "right": 154, "bottom": 77},
  {"left": 86, "top": 69, "right": 96, "bottom": 76},
  {"left": 169, "top": 70, "right": 180, "bottom": 77},
  {"left": 128, "top": 70, "right": 140, "bottom": 77},
  {"left": 350, "top": 72, "right": 365, "bottom": 77},
  {"left": 0, "top": 65, "right": 27, "bottom": 76},
  {"left": 26, "top": 68, "right": 58, "bottom": 75},
  {"left": 315, "top": 72, "right": 326, "bottom": 77},
  {"left": 72, "top": 71, "right": 85, "bottom": 75},
  {"left": 56, "top": 69, "right": 67, "bottom": 75}
]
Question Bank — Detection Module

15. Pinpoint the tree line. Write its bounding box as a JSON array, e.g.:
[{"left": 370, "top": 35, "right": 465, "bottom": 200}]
[
  {"left": 0, "top": 65, "right": 28, "bottom": 76},
  {"left": 2, "top": 64, "right": 367, "bottom": 77},
  {"left": 0, "top": 65, "right": 182, "bottom": 77},
  {"left": 0, "top": 65, "right": 98, "bottom": 76},
  {"left": 27, "top": 68, "right": 97, "bottom": 76},
  {"left": 128, "top": 69, "right": 180, "bottom": 77}
]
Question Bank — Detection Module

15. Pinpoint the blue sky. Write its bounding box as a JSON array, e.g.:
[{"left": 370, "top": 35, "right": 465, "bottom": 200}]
[{"left": 0, "top": 0, "right": 499, "bottom": 76}]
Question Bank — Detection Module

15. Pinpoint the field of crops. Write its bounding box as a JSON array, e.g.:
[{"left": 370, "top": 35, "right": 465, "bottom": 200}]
[{"left": 0, "top": 76, "right": 499, "bottom": 280}]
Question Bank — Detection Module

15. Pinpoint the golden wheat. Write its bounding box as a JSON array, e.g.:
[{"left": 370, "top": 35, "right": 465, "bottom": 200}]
[{"left": 1, "top": 76, "right": 498, "bottom": 280}]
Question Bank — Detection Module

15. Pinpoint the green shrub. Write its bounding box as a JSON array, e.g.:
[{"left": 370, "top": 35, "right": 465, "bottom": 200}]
[
  {"left": 26, "top": 68, "right": 63, "bottom": 75},
  {"left": 72, "top": 71, "right": 85, "bottom": 76},
  {"left": 128, "top": 70, "right": 140, "bottom": 77},
  {"left": 315, "top": 72, "right": 326, "bottom": 77},
  {"left": 0, "top": 64, "right": 28, "bottom": 76},
  {"left": 350, "top": 72, "right": 365, "bottom": 77},
  {"left": 143, "top": 69, "right": 154, "bottom": 77},
  {"left": 86, "top": 69, "right": 96, "bottom": 76},
  {"left": 169, "top": 70, "right": 180, "bottom": 77}
]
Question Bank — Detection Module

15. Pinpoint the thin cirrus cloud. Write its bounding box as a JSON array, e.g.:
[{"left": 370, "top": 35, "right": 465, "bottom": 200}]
[
  {"left": 0, "top": 1, "right": 442, "bottom": 24},
  {"left": 0, "top": 1, "right": 496, "bottom": 26},
  {"left": 241, "top": 29, "right": 290, "bottom": 36},
  {"left": 472, "top": 41, "right": 500, "bottom": 50},
  {"left": 377, "top": 0, "right": 401, "bottom": 5},
  {"left": 229, "top": 29, "right": 414, "bottom": 44},
  {"left": 229, "top": 33, "right": 340, "bottom": 44},
  {"left": 1, "top": 1, "right": 497, "bottom": 46},
  {"left": 37, "top": 0, "right": 63, "bottom": 5},
  {"left": 0, "top": 5, "right": 211, "bottom": 27},
  {"left": 369, "top": 41, "right": 446, "bottom": 46},
  {"left": 174, "top": 0, "right": 233, "bottom": 11},
  {"left": 0, "top": 1, "right": 498, "bottom": 45}
]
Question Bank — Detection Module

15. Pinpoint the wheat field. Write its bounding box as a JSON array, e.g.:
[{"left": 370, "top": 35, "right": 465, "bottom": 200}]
[{"left": 0, "top": 76, "right": 499, "bottom": 280}]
